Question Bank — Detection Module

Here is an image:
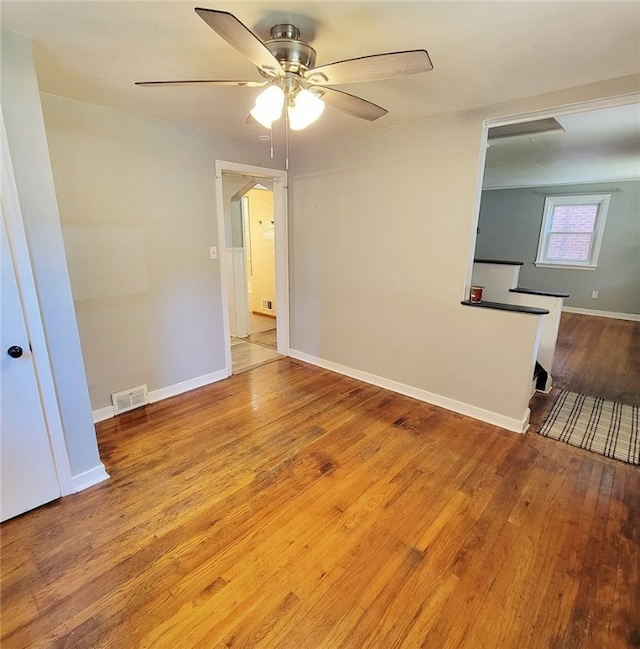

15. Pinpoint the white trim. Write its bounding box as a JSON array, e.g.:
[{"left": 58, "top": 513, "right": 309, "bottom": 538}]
[
  {"left": 214, "top": 160, "right": 289, "bottom": 375},
  {"left": 71, "top": 464, "right": 110, "bottom": 492},
  {"left": 1, "top": 108, "right": 76, "bottom": 496},
  {"left": 231, "top": 245, "right": 250, "bottom": 337},
  {"left": 484, "top": 93, "right": 640, "bottom": 131},
  {"left": 535, "top": 193, "right": 610, "bottom": 269},
  {"left": 148, "top": 369, "right": 228, "bottom": 403},
  {"left": 92, "top": 406, "right": 115, "bottom": 423},
  {"left": 472, "top": 93, "right": 639, "bottom": 303},
  {"left": 562, "top": 306, "right": 640, "bottom": 322},
  {"left": 465, "top": 120, "right": 491, "bottom": 300},
  {"left": 289, "top": 349, "right": 530, "bottom": 434},
  {"left": 534, "top": 263, "right": 597, "bottom": 271},
  {"left": 484, "top": 177, "right": 640, "bottom": 192},
  {"left": 92, "top": 369, "right": 228, "bottom": 422}
]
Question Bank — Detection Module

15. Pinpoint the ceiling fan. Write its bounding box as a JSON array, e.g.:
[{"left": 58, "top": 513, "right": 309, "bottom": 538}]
[{"left": 136, "top": 8, "right": 433, "bottom": 131}]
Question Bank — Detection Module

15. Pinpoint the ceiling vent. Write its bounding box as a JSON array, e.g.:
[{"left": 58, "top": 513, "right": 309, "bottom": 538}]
[{"left": 112, "top": 384, "right": 148, "bottom": 415}]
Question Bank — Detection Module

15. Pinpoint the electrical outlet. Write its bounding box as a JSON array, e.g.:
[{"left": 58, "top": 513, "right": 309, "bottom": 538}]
[{"left": 591, "top": 290, "right": 599, "bottom": 299}]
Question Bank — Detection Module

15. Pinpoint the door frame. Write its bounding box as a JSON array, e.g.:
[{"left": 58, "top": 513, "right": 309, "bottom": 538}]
[
  {"left": 1, "top": 108, "right": 74, "bottom": 496},
  {"left": 466, "top": 91, "right": 640, "bottom": 298},
  {"left": 215, "top": 160, "right": 289, "bottom": 375}
]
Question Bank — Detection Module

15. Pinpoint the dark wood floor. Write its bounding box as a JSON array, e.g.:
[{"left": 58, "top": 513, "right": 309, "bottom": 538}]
[
  {"left": 529, "top": 312, "right": 640, "bottom": 427},
  {"left": 1, "top": 315, "right": 639, "bottom": 648},
  {"left": 552, "top": 312, "right": 640, "bottom": 405}
]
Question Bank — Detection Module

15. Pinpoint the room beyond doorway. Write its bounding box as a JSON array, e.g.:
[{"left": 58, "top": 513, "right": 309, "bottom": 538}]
[
  {"left": 528, "top": 311, "right": 640, "bottom": 429},
  {"left": 247, "top": 313, "right": 277, "bottom": 350},
  {"left": 214, "top": 160, "right": 289, "bottom": 378},
  {"left": 231, "top": 312, "right": 280, "bottom": 374}
]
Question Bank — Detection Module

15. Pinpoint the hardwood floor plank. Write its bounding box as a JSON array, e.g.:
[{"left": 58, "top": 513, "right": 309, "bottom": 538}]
[
  {"left": 2, "top": 358, "right": 638, "bottom": 648},
  {"left": 551, "top": 313, "right": 640, "bottom": 405}
]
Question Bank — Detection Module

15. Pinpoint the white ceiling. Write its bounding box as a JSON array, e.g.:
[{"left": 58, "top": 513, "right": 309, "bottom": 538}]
[
  {"left": 2, "top": 1, "right": 640, "bottom": 186},
  {"left": 483, "top": 102, "right": 640, "bottom": 188}
]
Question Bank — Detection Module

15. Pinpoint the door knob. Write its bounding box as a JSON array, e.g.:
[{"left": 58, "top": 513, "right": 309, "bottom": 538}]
[{"left": 7, "top": 346, "right": 23, "bottom": 358}]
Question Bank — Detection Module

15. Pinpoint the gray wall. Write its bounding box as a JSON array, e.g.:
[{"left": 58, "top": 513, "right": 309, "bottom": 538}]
[
  {"left": 7, "top": 19, "right": 639, "bottom": 432},
  {"left": 1, "top": 31, "right": 103, "bottom": 476},
  {"left": 41, "top": 93, "right": 284, "bottom": 411},
  {"left": 476, "top": 181, "right": 640, "bottom": 314},
  {"left": 290, "top": 111, "right": 550, "bottom": 428},
  {"left": 288, "top": 74, "right": 640, "bottom": 429}
]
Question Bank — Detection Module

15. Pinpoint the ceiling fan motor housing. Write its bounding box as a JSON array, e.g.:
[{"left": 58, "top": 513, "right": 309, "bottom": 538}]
[{"left": 262, "top": 24, "right": 317, "bottom": 75}]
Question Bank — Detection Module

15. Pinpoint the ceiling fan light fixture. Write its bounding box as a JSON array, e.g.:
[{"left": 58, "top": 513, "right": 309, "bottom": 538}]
[
  {"left": 288, "top": 89, "right": 325, "bottom": 131},
  {"left": 250, "top": 85, "right": 285, "bottom": 129},
  {"left": 140, "top": 10, "right": 434, "bottom": 134}
]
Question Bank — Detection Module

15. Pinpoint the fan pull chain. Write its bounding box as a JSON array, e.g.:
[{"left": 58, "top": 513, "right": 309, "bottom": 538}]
[
  {"left": 285, "top": 107, "right": 290, "bottom": 171},
  {"left": 269, "top": 125, "right": 274, "bottom": 160}
]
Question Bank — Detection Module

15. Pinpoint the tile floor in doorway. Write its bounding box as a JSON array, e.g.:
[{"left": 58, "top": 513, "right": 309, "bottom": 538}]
[{"left": 231, "top": 313, "right": 280, "bottom": 374}]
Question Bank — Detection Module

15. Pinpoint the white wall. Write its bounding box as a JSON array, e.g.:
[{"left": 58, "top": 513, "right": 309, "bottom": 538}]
[
  {"left": 1, "top": 31, "right": 105, "bottom": 479},
  {"left": 40, "top": 94, "right": 284, "bottom": 412},
  {"left": 288, "top": 74, "right": 640, "bottom": 430}
]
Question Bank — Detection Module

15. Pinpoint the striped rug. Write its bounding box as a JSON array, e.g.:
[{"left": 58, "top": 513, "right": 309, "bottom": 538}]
[{"left": 538, "top": 390, "right": 639, "bottom": 465}]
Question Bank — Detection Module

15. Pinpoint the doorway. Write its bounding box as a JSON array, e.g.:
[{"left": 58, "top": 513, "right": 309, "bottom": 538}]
[
  {"left": 234, "top": 184, "right": 279, "bottom": 373},
  {"left": 471, "top": 95, "right": 640, "bottom": 411},
  {"left": 215, "top": 161, "right": 288, "bottom": 375}
]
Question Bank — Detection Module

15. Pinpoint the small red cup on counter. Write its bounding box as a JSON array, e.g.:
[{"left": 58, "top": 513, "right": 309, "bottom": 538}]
[{"left": 469, "top": 285, "right": 484, "bottom": 303}]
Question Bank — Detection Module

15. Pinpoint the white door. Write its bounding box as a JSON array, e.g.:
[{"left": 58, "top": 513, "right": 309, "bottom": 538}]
[{"left": 1, "top": 213, "right": 61, "bottom": 522}]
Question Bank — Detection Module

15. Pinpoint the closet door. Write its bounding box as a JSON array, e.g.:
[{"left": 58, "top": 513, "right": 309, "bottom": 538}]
[{"left": 1, "top": 211, "right": 61, "bottom": 522}]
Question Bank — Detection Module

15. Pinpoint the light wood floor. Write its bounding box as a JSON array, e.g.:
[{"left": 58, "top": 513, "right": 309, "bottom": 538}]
[
  {"left": 231, "top": 336, "right": 281, "bottom": 374},
  {"left": 2, "top": 356, "right": 638, "bottom": 648},
  {"left": 249, "top": 312, "right": 276, "bottom": 335},
  {"left": 247, "top": 328, "right": 277, "bottom": 350},
  {"left": 231, "top": 313, "right": 279, "bottom": 373}
]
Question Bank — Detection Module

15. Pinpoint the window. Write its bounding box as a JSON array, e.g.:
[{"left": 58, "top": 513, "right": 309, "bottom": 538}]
[{"left": 535, "top": 194, "right": 610, "bottom": 269}]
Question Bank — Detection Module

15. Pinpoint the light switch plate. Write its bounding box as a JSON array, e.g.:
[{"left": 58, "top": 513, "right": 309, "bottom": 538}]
[{"left": 210, "top": 246, "right": 217, "bottom": 260}]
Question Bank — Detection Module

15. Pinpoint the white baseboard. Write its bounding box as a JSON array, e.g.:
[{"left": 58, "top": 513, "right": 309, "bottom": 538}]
[
  {"left": 92, "top": 369, "right": 229, "bottom": 423},
  {"left": 93, "top": 405, "right": 115, "bottom": 423},
  {"left": 148, "top": 369, "right": 228, "bottom": 403},
  {"left": 563, "top": 307, "right": 640, "bottom": 322},
  {"left": 71, "top": 463, "right": 110, "bottom": 492},
  {"left": 289, "top": 349, "right": 530, "bottom": 434}
]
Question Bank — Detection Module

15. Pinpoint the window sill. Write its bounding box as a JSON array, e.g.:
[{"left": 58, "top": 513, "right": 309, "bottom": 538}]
[{"left": 534, "top": 262, "right": 597, "bottom": 271}]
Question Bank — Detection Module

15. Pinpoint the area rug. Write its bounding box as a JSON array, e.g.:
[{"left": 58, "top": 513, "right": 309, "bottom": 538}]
[{"left": 538, "top": 389, "right": 639, "bottom": 465}]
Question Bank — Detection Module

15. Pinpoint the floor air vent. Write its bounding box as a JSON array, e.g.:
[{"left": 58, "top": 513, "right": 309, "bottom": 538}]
[{"left": 112, "top": 385, "right": 148, "bottom": 415}]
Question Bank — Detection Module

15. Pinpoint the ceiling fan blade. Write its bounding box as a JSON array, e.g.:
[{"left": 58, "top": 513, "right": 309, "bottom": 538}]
[
  {"left": 304, "top": 50, "right": 433, "bottom": 85},
  {"left": 313, "top": 87, "right": 388, "bottom": 121},
  {"left": 194, "top": 8, "right": 285, "bottom": 77},
  {"left": 135, "top": 79, "right": 267, "bottom": 88}
]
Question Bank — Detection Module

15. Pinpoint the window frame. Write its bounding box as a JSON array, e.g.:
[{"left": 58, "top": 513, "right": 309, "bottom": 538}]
[{"left": 535, "top": 193, "right": 611, "bottom": 270}]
